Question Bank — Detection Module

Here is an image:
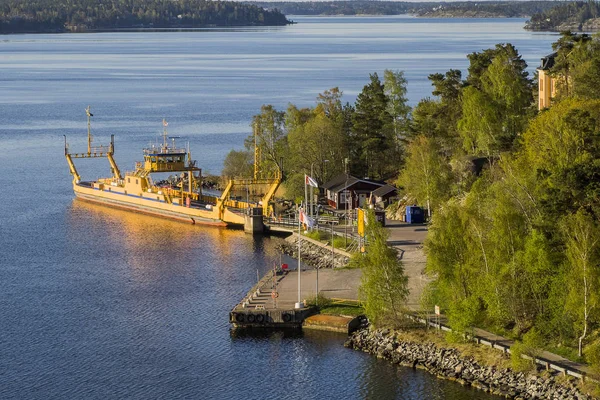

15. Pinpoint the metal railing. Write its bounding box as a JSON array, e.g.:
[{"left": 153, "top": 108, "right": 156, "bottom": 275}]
[{"left": 406, "top": 313, "right": 597, "bottom": 383}]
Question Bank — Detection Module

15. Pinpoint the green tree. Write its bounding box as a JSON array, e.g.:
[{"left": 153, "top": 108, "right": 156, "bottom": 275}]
[
  {"left": 481, "top": 49, "right": 533, "bottom": 141},
  {"left": 424, "top": 199, "right": 480, "bottom": 332},
  {"left": 316, "top": 87, "right": 344, "bottom": 122},
  {"left": 521, "top": 98, "right": 600, "bottom": 217},
  {"left": 222, "top": 149, "right": 253, "bottom": 178},
  {"left": 427, "top": 69, "right": 463, "bottom": 147},
  {"left": 572, "top": 56, "right": 600, "bottom": 99},
  {"left": 561, "top": 210, "right": 600, "bottom": 357},
  {"left": 430, "top": 69, "right": 463, "bottom": 103},
  {"left": 411, "top": 98, "right": 439, "bottom": 138},
  {"left": 357, "top": 209, "right": 409, "bottom": 326},
  {"left": 399, "top": 135, "right": 452, "bottom": 218},
  {"left": 383, "top": 69, "right": 411, "bottom": 142},
  {"left": 459, "top": 44, "right": 532, "bottom": 156},
  {"left": 458, "top": 86, "right": 500, "bottom": 156},
  {"left": 247, "top": 105, "right": 287, "bottom": 177},
  {"left": 566, "top": 36, "right": 600, "bottom": 100},
  {"left": 351, "top": 72, "right": 395, "bottom": 179},
  {"left": 551, "top": 31, "right": 592, "bottom": 99},
  {"left": 284, "top": 89, "right": 349, "bottom": 198}
]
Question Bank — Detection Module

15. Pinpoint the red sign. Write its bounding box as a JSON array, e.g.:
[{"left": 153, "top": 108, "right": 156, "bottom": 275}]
[{"left": 281, "top": 263, "right": 288, "bottom": 270}]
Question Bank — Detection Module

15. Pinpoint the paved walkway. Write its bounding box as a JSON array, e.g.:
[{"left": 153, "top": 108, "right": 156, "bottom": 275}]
[
  {"left": 250, "top": 219, "right": 426, "bottom": 310},
  {"left": 384, "top": 220, "right": 429, "bottom": 309},
  {"left": 240, "top": 267, "right": 361, "bottom": 311}
]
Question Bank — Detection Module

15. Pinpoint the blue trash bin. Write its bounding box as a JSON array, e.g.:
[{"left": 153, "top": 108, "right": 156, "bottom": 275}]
[{"left": 406, "top": 206, "right": 424, "bottom": 224}]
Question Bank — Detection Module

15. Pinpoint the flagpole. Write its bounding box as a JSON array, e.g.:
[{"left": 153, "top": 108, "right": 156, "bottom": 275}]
[
  {"left": 302, "top": 175, "right": 307, "bottom": 307},
  {"left": 310, "top": 165, "right": 314, "bottom": 221},
  {"left": 304, "top": 175, "right": 308, "bottom": 227},
  {"left": 296, "top": 206, "right": 302, "bottom": 309}
]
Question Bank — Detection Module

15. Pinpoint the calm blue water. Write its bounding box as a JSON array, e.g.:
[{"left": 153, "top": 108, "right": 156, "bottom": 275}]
[{"left": 0, "top": 16, "right": 556, "bottom": 399}]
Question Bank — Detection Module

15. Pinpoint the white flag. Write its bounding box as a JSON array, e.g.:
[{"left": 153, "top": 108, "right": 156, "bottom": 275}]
[
  {"left": 305, "top": 174, "right": 318, "bottom": 188},
  {"left": 299, "top": 209, "right": 315, "bottom": 228}
]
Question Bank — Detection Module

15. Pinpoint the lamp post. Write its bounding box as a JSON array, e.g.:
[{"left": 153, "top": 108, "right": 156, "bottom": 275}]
[
  {"left": 310, "top": 162, "right": 315, "bottom": 222},
  {"left": 344, "top": 158, "right": 349, "bottom": 248},
  {"left": 310, "top": 160, "right": 328, "bottom": 303}
]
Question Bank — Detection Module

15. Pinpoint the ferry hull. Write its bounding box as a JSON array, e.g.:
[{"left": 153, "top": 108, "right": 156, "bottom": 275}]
[{"left": 73, "top": 183, "right": 229, "bottom": 227}]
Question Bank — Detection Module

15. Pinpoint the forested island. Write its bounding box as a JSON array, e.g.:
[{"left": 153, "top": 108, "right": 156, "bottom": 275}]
[
  {"left": 251, "top": 1, "right": 558, "bottom": 18},
  {"left": 0, "top": 0, "right": 289, "bottom": 34},
  {"left": 227, "top": 32, "right": 600, "bottom": 379},
  {"left": 525, "top": 1, "right": 600, "bottom": 31}
]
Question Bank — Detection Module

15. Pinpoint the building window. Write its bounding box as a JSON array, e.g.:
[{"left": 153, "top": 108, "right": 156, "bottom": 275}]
[
  {"left": 540, "top": 78, "right": 544, "bottom": 91},
  {"left": 136, "top": 179, "right": 139, "bottom": 184},
  {"left": 127, "top": 178, "right": 130, "bottom": 183},
  {"left": 340, "top": 191, "right": 350, "bottom": 204}
]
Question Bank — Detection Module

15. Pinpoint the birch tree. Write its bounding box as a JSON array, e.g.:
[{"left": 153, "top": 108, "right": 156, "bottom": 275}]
[
  {"left": 357, "top": 209, "right": 409, "bottom": 326},
  {"left": 383, "top": 69, "right": 410, "bottom": 142},
  {"left": 398, "top": 135, "right": 452, "bottom": 218},
  {"left": 561, "top": 210, "right": 600, "bottom": 357}
]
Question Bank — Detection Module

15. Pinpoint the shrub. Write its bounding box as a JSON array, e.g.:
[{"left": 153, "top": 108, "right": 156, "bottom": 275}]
[
  {"left": 510, "top": 341, "right": 535, "bottom": 372},
  {"left": 304, "top": 230, "right": 322, "bottom": 241},
  {"left": 332, "top": 237, "right": 347, "bottom": 249},
  {"left": 585, "top": 340, "right": 600, "bottom": 374},
  {"left": 305, "top": 292, "right": 333, "bottom": 309},
  {"left": 522, "top": 327, "right": 543, "bottom": 359}
]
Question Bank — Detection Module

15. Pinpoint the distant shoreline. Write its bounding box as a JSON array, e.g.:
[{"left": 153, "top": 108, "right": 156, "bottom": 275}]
[
  {"left": 0, "top": 23, "right": 294, "bottom": 35},
  {"left": 0, "top": 0, "right": 291, "bottom": 35}
]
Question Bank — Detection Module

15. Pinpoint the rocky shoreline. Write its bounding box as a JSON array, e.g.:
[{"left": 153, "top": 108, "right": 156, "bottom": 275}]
[
  {"left": 345, "top": 328, "right": 594, "bottom": 400},
  {"left": 276, "top": 235, "right": 350, "bottom": 269},
  {"left": 524, "top": 17, "right": 600, "bottom": 32}
]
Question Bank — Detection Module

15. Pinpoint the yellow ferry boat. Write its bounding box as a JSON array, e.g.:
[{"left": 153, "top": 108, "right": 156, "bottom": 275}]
[{"left": 64, "top": 107, "right": 281, "bottom": 229}]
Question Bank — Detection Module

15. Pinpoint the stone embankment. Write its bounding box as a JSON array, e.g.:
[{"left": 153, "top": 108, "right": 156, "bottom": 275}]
[
  {"left": 276, "top": 235, "right": 350, "bottom": 269},
  {"left": 345, "top": 328, "right": 594, "bottom": 400}
]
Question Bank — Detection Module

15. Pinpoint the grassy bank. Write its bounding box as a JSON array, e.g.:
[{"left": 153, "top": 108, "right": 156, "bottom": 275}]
[{"left": 307, "top": 295, "right": 365, "bottom": 317}]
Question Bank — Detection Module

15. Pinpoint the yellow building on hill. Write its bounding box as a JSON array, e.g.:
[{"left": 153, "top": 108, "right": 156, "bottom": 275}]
[{"left": 538, "top": 52, "right": 557, "bottom": 110}]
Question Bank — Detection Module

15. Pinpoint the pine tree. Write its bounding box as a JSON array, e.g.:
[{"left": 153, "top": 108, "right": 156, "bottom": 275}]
[{"left": 351, "top": 73, "right": 393, "bottom": 179}]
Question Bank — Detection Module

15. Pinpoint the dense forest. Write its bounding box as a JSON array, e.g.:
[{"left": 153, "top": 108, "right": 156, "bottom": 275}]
[
  {"left": 526, "top": 1, "right": 600, "bottom": 31},
  {"left": 227, "top": 31, "right": 600, "bottom": 369},
  {"left": 420, "top": 32, "right": 600, "bottom": 366},
  {"left": 251, "top": 1, "right": 559, "bottom": 18},
  {"left": 0, "top": 0, "right": 289, "bottom": 33}
]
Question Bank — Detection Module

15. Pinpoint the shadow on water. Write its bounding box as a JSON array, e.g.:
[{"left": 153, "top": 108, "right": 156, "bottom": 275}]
[{"left": 230, "top": 327, "right": 303, "bottom": 340}]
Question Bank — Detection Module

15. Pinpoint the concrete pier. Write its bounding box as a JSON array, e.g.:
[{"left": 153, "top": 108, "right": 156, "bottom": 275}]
[
  {"left": 244, "top": 207, "right": 264, "bottom": 234},
  {"left": 229, "top": 267, "right": 361, "bottom": 329},
  {"left": 303, "top": 314, "right": 365, "bottom": 334}
]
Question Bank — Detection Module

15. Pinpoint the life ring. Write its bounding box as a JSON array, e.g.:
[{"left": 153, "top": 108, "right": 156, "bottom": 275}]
[
  {"left": 247, "top": 314, "right": 256, "bottom": 323},
  {"left": 235, "top": 313, "right": 245, "bottom": 323},
  {"left": 256, "top": 314, "right": 265, "bottom": 323},
  {"left": 282, "top": 313, "right": 292, "bottom": 323}
]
